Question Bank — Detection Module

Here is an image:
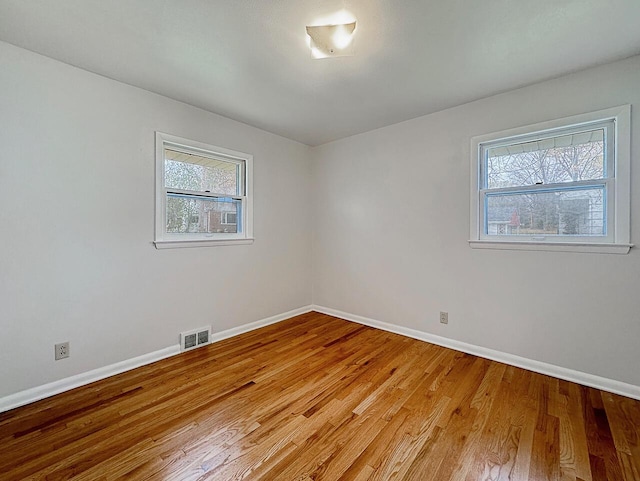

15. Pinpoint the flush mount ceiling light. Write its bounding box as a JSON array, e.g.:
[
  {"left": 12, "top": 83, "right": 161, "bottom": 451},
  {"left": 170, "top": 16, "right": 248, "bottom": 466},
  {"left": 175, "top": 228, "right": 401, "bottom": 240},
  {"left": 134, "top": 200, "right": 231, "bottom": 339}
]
[{"left": 306, "top": 21, "right": 356, "bottom": 59}]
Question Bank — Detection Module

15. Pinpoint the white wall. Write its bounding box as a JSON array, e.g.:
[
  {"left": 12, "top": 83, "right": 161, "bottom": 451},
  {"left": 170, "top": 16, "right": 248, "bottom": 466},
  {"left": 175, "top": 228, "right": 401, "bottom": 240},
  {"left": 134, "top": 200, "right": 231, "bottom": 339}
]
[
  {"left": 2, "top": 38, "right": 639, "bottom": 402},
  {"left": 0, "top": 42, "right": 312, "bottom": 398},
  {"left": 312, "top": 55, "right": 640, "bottom": 387}
]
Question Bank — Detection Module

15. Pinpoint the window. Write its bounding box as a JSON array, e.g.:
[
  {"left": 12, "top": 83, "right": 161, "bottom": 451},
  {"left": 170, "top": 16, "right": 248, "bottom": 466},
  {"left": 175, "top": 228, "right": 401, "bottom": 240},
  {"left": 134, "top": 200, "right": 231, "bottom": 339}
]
[
  {"left": 470, "top": 106, "right": 631, "bottom": 254},
  {"left": 154, "top": 132, "right": 253, "bottom": 248}
]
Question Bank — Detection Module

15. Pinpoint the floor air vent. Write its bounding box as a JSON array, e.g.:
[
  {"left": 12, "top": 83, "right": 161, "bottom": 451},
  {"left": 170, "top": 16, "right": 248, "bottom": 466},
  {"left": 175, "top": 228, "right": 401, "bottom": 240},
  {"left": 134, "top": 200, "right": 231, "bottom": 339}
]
[
  {"left": 197, "top": 329, "right": 209, "bottom": 345},
  {"left": 180, "top": 326, "right": 212, "bottom": 352}
]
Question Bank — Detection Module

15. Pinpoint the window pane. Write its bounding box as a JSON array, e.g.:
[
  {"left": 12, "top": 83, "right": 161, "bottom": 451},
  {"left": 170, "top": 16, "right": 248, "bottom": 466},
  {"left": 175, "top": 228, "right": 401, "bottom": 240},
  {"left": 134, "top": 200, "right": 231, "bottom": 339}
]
[
  {"left": 164, "top": 148, "right": 240, "bottom": 195},
  {"left": 486, "top": 128, "right": 605, "bottom": 189},
  {"left": 485, "top": 187, "right": 604, "bottom": 236},
  {"left": 166, "top": 194, "right": 241, "bottom": 234}
]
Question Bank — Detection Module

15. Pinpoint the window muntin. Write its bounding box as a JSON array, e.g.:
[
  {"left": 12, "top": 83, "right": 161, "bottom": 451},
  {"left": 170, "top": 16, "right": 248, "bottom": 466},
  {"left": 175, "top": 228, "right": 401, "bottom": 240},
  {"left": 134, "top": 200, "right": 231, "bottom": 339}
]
[
  {"left": 155, "top": 133, "right": 253, "bottom": 247},
  {"left": 470, "top": 106, "right": 631, "bottom": 253}
]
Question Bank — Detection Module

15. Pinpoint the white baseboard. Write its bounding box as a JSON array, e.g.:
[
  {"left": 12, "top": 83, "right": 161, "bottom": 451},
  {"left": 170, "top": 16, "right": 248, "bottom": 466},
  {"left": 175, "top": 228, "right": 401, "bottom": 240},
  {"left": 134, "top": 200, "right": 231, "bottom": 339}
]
[
  {"left": 0, "top": 305, "right": 313, "bottom": 413},
  {"left": 0, "top": 346, "right": 180, "bottom": 413},
  {"left": 6, "top": 304, "right": 635, "bottom": 412},
  {"left": 312, "top": 305, "right": 640, "bottom": 401},
  {"left": 208, "top": 306, "right": 313, "bottom": 344}
]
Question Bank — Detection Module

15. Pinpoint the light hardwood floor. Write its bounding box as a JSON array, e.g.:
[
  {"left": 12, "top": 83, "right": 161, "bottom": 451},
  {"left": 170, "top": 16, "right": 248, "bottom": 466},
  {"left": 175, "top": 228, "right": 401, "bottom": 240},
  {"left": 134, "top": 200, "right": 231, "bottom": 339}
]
[{"left": 1, "top": 312, "right": 639, "bottom": 480}]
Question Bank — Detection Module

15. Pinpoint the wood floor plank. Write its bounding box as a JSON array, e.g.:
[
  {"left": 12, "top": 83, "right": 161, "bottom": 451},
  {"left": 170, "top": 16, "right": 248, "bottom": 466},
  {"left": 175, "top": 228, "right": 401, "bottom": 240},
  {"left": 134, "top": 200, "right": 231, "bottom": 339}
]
[{"left": 1, "top": 312, "right": 639, "bottom": 480}]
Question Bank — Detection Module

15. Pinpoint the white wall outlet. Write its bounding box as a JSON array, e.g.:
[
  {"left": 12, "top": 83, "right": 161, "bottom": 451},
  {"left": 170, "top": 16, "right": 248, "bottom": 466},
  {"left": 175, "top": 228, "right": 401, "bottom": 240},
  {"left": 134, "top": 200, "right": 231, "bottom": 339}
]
[
  {"left": 55, "top": 342, "right": 70, "bottom": 360},
  {"left": 439, "top": 312, "right": 449, "bottom": 324}
]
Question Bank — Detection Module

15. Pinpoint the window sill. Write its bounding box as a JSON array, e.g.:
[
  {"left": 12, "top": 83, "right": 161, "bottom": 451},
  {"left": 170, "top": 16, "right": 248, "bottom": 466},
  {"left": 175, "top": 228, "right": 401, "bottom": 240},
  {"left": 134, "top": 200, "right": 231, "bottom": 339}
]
[
  {"left": 154, "top": 238, "right": 254, "bottom": 249},
  {"left": 468, "top": 240, "right": 632, "bottom": 254}
]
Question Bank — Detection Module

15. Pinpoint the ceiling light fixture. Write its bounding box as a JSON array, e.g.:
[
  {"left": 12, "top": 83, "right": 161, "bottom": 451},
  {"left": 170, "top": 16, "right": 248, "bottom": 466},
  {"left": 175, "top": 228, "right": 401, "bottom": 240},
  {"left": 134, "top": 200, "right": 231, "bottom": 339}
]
[{"left": 306, "top": 20, "right": 356, "bottom": 59}]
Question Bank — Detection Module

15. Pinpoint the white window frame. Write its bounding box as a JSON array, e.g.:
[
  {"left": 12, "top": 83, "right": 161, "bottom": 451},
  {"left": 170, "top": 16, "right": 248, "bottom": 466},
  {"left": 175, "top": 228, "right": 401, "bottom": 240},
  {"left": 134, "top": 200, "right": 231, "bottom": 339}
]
[
  {"left": 154, "top": 132, "right": 253, "bottom": 249},
  {"left": 469, "top": 105, "right": 632, "bottom": 254}
]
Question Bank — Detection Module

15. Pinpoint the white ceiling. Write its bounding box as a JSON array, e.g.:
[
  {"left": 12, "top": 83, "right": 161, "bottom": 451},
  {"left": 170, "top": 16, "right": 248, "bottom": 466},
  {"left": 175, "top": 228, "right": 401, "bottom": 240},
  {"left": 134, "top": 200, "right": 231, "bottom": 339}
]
[{"left": 1, "top": 0, "right": 639, "bottom": 146}]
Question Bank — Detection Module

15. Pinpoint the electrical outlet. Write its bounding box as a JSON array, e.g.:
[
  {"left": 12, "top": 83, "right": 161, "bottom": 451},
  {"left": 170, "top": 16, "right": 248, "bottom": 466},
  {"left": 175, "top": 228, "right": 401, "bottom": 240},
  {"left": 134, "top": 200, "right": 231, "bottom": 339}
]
[
  {"left": 55, "top": 342, "right": 70, "bottom": 360},
  {"left": 439, "top": 311, "right": 449, "bottom": 325}
]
